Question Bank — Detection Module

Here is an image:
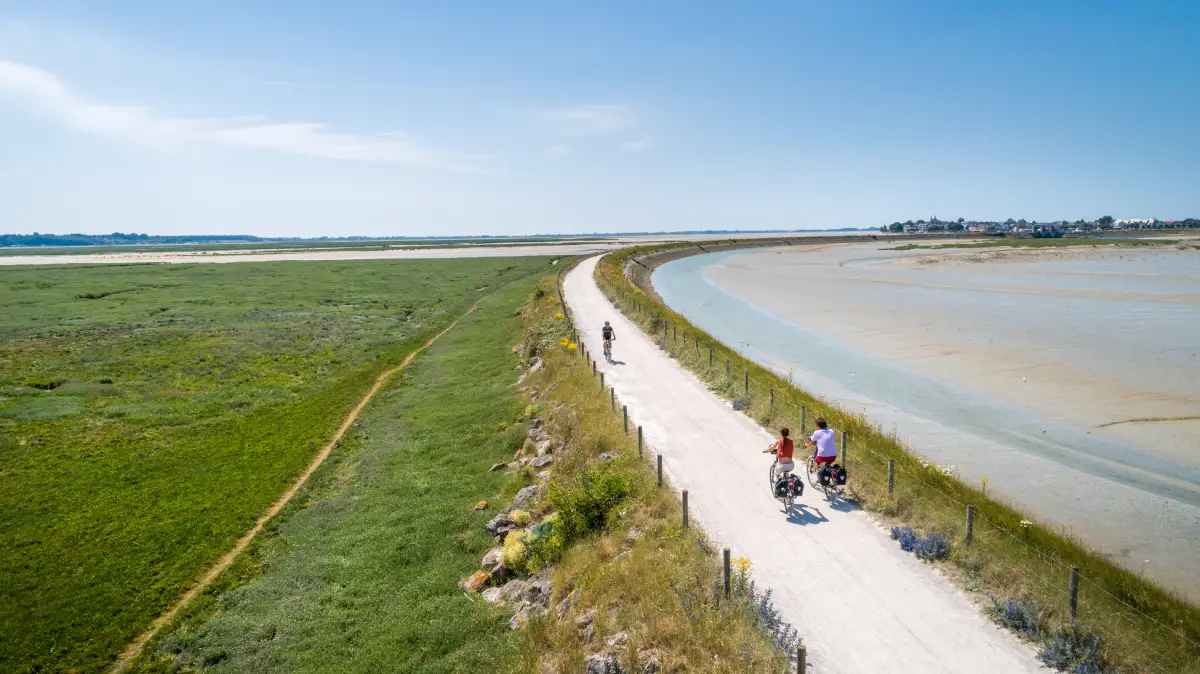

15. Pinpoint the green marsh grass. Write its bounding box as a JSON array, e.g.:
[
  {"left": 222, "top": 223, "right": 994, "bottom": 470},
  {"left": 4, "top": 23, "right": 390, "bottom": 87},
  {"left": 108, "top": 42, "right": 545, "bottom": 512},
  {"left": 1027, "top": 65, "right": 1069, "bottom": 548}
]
[{"left": 0, "top": 258, "right": 551, "bottom": 673}]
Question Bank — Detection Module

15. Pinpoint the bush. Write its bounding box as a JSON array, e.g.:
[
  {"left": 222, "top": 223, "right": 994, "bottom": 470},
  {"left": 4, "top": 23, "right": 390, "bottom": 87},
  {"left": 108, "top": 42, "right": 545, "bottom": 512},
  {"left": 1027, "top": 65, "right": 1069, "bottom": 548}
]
[
  {"left": 1038, "top": 629, "right": 1117, "bottom": 673},
  {"left": 501, "top": 530, "right": 530, "bottom": 569},
  {"left": 985, "top": 596, "right": 1045, "bottom": 636},
  {"left": 547, "top": 468, "right": 631, "bottom": 543},
  {"left": 521, "top": 518, "right": 564, "bottom": 573},
  {"left": 890, "top": 526, "right": 950, "bottom": 561}
]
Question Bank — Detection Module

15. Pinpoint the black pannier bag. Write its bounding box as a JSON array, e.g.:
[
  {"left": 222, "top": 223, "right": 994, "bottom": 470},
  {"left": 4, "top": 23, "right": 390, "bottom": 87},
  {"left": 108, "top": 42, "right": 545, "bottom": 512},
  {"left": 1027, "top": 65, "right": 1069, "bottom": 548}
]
[
  {"left": 774, "top": 473, "right": 803, "bottom": 497},
  {"left": 832, "top": 464, "right": 848, "bottom": 485}
]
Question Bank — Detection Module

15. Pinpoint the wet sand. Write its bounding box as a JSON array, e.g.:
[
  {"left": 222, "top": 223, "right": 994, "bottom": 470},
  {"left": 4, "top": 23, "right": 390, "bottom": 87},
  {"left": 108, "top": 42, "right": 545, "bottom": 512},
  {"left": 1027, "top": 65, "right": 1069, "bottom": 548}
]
[{"left": 655, "top": 242, "right": 1200, "bottom": 601}]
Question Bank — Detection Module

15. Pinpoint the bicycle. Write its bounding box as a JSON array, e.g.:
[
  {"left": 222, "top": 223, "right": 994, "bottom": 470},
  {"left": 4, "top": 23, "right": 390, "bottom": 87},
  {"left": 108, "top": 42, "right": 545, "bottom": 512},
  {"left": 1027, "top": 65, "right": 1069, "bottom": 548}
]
[
  {"left": 807, "top": 454, "right": 834, "bottom": 499},
  {"left": 602, "top": 338, "right": 613, "bottom": 362},
  {"left": 769, "top": 456, "right": 803, "bottom": 512}
]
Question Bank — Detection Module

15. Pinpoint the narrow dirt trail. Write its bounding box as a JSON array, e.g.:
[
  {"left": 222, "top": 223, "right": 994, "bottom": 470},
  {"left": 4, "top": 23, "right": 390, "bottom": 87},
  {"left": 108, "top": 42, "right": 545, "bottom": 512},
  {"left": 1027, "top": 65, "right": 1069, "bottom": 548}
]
[
  {"left": 566, "top": 256, "right": 1044, "bottom": 674},
  {"left": 110, "top": 302, "right": 480, "bottom": 673}
]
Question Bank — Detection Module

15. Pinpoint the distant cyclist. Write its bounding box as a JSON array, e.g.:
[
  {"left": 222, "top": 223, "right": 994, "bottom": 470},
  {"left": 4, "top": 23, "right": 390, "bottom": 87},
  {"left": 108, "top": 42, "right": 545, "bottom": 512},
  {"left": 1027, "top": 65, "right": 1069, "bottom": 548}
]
[
  {"left": 601, "top": 321, "right": 616, "bottom": 361},
  {"left": 806, "top": 418, "right": 837, "bottom": 480}
]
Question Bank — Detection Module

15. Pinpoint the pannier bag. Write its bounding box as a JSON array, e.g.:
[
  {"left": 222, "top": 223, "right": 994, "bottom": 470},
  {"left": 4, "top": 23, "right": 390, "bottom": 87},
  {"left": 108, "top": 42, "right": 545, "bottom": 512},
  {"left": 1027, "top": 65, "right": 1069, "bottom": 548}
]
[
  {"left": 832, "top": 464, "right": 848, "bottom": 485},
  {"left": 775, "top": 473, "right": 803, "bottom": 497}
]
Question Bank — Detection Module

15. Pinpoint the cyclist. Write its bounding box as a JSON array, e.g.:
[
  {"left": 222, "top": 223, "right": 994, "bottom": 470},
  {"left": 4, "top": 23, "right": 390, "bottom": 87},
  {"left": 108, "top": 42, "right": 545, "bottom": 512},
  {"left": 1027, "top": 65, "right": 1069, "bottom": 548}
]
[
  {"left": 763, "top": 427, "right": 795, "bottom": 476},
  {"left": 601, "top": 321, "right": 616, "bottom": 361},
  {"left": 805, "top": 418, "right": 837, "bottom": 482}
]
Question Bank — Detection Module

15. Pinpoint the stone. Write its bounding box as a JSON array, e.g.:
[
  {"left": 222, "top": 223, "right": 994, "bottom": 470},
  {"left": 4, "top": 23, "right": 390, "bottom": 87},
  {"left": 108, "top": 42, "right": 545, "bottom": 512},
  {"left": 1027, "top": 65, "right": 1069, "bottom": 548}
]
[
  {"left": 485, "top": 513, "right": 516, "bottom": 537},
  {"left": 481, "top": 587, "right": 504, "bottom": 604},
  {"left": 575, "top": 609, "right": 596, "bottom": 628},
  {"left": 528, "top": 427, "right": 548, "bottom": 443},
  {"left": 639, "top": 650, "right": 663, "bottom": 673},
  {"left": 598, "top": 452, "right": 619, "bottom": 460},
  {"left": 582, "top": 623, "right": 596, "bottom": 645},
  {"left": 532, "top": 417, "right": 543, "bottom": 428},
  {"left": 530, "top": 455, "right": 553, "bottom": 468},
  {"left": 606, "top": 631, "right": 629, "bottom": 649},
  {"left": 458, "top": 570, "right": 490, "bottom": 593},
  {"left": 522, "top": 567, "right": 555, "bottom": 606},
  {"left": 509, "top": 600, "right": 546, "bottom": 630},
  {"left": 536, "top": 470, "right": 551, "bottom": 484},
  {"left": 481, "top": 547, "right": 503, "bottom": 570},
  {"left": 529, "top": 358, "right": 543, "bottom": 374},
  {"left": 535, "top": 439, "right": 552, "bottom": 456},
  {"left": 625, "top": 528, "right": 642, "bottom": 543},
  {"left": 473, "top": 500, "right": 488, "bottom": 511},
  {"left": 513, "top": 485, "right": 542, "bottom": 507},
  {"left": 500, "top": 579, "right": 528, "bottom": 602},
  {"left": 554, "top": 591, "right": 574, "bottom": 618},
  {"left": 488, "top": 462, "right": 507, "bottom": 472},
  {"left": 585, "top": 652, "right": 621, "bottom": 674}
]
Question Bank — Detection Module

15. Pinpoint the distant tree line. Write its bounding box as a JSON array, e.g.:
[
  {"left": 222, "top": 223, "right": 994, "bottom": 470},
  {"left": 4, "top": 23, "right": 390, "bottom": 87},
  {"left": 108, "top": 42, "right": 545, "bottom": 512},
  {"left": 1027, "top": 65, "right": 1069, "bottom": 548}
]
[{"left": 0, "top": 232, "right": 267, "bottom": 248}]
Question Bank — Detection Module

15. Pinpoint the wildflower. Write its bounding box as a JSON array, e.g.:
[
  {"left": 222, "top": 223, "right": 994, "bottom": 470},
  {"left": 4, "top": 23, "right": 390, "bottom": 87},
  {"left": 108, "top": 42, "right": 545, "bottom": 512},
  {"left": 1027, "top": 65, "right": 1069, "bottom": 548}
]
[
  {"left": 981, "top": 476, "right": 989, "bottom": 494},
  {"left": 568, "top": 343, "right": 578, "bottom": 350},
  {"left": 1020, "top": 519, "right": 1032, "bottom": 527},
  {"left": 560, "top": 337, "right": 569, "bottom": 346},
  {"left": 554, "top": 312, "right": 564, "bottom": 319},
  {"left": 732, "top": 556, "right": 752, "bottom": 575}
]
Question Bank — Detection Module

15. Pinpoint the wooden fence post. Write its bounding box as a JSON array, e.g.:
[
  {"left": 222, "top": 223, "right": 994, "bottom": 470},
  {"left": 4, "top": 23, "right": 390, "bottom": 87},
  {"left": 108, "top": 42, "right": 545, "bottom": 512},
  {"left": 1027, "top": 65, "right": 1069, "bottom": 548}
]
[
  {"left": 708, "top": 346, "right": 713, "bottom": 365},
  {"left": 1069, "top": 567, "right": 1080, "bottom": 621},
  {"left": 657, "top": 455, "right": 663, "bottom": 487},
  {"left": 966, "top": 505, "right": 976, "bottom": 545},
  {"left": 800, "top": 406, "right": 806, "bottom": 434},
  {"left": 770, "top": 387, "right": 775, "bottom": 412},
  {"left": 796, "top": 644, "right": 806, "bottom": 673},
  {"left": 887, "top": 460, "right": 895, "bottom": 498},
  {"left": 610, "top": 387, "right": 615, "bottom": 411},
  {"left": 623, "top": 405, "right": 628, "bottom": 434},
  {"left": 682, "top": 490, "right": 689, "bottom": 528},
  {"left": 744, "top": 371, "right": 749, "bottom": 394},
  {"left": 723, "top": 548, "right": 731, "bottom": 598},
  {"left": 637, "top": 425, "right": 643, "bottom": 455}
]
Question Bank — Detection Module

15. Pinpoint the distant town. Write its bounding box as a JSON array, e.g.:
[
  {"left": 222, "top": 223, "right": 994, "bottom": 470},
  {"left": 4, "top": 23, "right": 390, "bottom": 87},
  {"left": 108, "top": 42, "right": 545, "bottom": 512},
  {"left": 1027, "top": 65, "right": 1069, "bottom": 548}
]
[{"left": 881, "top": 216, "right": 1200, "bottom": 236}]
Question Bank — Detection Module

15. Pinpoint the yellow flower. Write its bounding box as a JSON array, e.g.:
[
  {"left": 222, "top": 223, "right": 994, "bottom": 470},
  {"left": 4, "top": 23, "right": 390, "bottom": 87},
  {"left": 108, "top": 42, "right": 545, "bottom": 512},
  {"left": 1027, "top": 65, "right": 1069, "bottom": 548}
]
[
  {"left": 732, "top": 556, "right": 752, "bottom": 575},
  {"left": 554, "top": 312, "right": 564, "bottom": 319},
  {"left": 560, "top": 337, "right": 569, "bottom": 345},
  {"left": 568, "top": 343, "right": 578, "bottom": 350},
  {"left": 980, "top": 477, "right": 989, "bottom": 485}
]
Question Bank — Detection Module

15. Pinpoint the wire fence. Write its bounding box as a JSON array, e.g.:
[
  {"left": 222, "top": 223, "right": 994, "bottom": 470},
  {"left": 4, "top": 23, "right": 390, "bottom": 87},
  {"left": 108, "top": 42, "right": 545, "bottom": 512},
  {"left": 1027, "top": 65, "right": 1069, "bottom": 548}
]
[{"left": 580, "top": 271, "right": 1200, "bottom": 674}]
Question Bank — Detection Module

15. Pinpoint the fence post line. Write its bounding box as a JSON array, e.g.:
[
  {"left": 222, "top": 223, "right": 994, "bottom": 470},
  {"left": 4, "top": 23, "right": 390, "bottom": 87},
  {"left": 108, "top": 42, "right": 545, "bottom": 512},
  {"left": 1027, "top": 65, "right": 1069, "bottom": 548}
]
[
  {"left": 966, "top": 505, "right": 976, "bottom": 545},
  {"left": 682, "top": 490, "right": 689, "bottom": 528},
  {"left": 708, "top": 346, "right": 713, "bottom": 365},
  {"left": 796, "top": 644, "right": 806, "bottom": 673},
  {"left": 600, "top": 372, "right": 605, "bottom": 390},
  {"left": 726, "top": 360, "right": 730, "bottom": 378},
  {"left": 800, "top": 406, "right": 806, "bottom": 434},
  {"left": 673, "top": 324, "right": 677, "bottom": 341},
  {"left": 841, "top": 431, "right": 848, "bottom": 466},
  {"left": 887, "top": 460, "right": 895, "bottom": 498},
  {"left": 723, "top": 548, "right": 731, "bottom": 598},
  {"left": 592, "top": 360, "right": 596, "bottom": 376},
  {"left": 637, "top": 425, "right": 643, "bottom": 455},
  {"left": 1069, "top": 567, "right": 1080, "bottom": 621},
  {"left": 623, "top": 405, "right": 628, "bottom": 434},
  {"left": 770, "top": 387, "right": 775, "bottom": 412},
  {"left": 610, "top": 387, "right": 615, "bottom": 411},
  {"left": 657, "top": 454, "right": 663, "bottom": 487},
  {"left": 744, "top": 371, "right": 749, "bottom": 394}
]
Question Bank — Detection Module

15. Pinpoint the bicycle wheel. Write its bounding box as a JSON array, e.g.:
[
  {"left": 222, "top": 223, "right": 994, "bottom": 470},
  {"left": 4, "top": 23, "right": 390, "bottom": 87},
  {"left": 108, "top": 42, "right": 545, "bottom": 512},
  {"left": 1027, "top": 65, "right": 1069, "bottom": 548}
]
[{"left": 806, "top": 456, "right": 819, "bottom": 489}]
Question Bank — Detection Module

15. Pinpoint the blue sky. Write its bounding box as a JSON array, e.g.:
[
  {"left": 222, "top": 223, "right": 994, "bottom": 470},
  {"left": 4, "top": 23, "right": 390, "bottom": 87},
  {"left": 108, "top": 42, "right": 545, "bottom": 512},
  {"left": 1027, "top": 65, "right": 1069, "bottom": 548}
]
[{"left": 1, "top": 1, "right": 1198, "bottom": 237}]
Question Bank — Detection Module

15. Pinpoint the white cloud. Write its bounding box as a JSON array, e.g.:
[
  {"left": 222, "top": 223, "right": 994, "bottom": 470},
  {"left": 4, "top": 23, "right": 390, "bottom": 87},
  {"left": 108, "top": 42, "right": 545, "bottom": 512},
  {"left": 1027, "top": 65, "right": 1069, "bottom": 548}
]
[
  {"left": 621, "top": 138, "right": 652, "bottom": 153},
  {"left": 0, "top": 60, "right": 453, "bottom": 167},
  {"left": 542, "top": 104, "right": 632, "bottom": 136}
]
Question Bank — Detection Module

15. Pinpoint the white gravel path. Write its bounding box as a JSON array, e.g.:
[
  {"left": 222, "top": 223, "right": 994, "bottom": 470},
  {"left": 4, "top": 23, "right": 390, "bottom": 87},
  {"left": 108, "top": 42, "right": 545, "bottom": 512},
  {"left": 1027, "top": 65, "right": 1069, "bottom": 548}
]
[{"left": 565, "top": 256, "right": 1045, "bottom": 674}]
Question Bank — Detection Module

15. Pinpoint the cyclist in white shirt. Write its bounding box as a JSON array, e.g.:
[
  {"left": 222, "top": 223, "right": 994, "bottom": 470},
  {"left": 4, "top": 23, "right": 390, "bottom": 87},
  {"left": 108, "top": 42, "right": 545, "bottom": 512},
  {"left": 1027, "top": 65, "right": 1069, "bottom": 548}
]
[{"left": 805, "top": 418, "right": 838, "bottom": 474}]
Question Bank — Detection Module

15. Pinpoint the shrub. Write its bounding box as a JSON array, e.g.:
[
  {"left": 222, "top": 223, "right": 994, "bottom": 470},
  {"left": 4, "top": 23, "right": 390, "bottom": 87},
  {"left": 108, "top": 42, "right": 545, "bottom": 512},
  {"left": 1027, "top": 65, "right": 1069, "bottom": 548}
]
[
  {"left": 547, "top": 467, "right": 631, "bottom": 543},
  {"left": 985, "top": 596, "right": 1045, "bottom": 636},
  {"left": 890, "top": 526, "right": 950, "bottom": 561},
  {"left": 890, "top": 526, "right": 918, "bottom": 551},
  {"left": 501, "top": 530, "right": 530, "bottom": 569},
  {"left": 521, "top": 518, "right": 564, "bottom": 573},
  {"left": 1038, "top": 629, "right": 1118, "bottom": 673},
  {"left": 510, "top": 509, "right": 531, "bottom": 526}
]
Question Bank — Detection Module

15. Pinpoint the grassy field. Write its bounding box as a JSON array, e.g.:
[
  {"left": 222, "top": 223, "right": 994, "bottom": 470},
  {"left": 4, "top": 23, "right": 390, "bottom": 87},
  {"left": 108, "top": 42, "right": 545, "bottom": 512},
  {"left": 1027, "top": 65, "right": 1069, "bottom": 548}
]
[
  {"left": 0, "top": 258, "right": 552, "bottom": 673},
  {"left": 596, "top": 245, "right": 1200, "bottom": 674},
  {"left": 131, "top": 276, "right": 542, "bottom": 673}
]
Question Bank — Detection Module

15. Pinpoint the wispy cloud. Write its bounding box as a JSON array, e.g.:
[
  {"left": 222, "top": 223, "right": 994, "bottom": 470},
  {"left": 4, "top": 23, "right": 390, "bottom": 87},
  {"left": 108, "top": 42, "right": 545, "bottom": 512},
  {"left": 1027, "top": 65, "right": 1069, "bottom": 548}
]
[
  {"left": 542, "top": 104, "right": 632, "bottom": 136},
  {"left": 0, "top": 60, "right": 456, "bottom": 167},
  {"left": 621, "top": 138, "right": 652, "bottom": 153}
]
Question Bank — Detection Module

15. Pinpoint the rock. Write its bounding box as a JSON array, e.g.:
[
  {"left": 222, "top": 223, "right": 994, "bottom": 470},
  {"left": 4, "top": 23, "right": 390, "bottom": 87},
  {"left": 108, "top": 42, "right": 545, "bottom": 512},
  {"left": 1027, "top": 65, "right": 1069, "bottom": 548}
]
[
  {"left": 458, "top": 570, "right": 490, "bottom": 593},
  {"left": 639, "top": 649, "right": 663, "bottom": 673},
  {"left": 598, "top": 452, "right": 619, "bottom": 460},
  {"left": 523, "top": 567, "right": 555, "bottom": 606},
  {"left": 509, "top": 600, "right": 545, "bottom": 630},
  {"left": 585, "top": 652, "right": 621, "bottom": 674},
  {"left": 482, "top": 547, "right": 503, "bottom": 570},
  {"left": 473, "top": 500, "right": 488, "bottom": 511},
  {"left": 536, "top": 470, "right": 551, "bottom": 484},
  {"left": 582, "top": 623, "right": 596, "bottom": 644},
  {"left": 535, "top": 439, "right": 552, "bottom": 456},
  {"left": 576, "top": 609, "right": 596, "bottom": 628},
  {"left": 529, "top": 358, "right": 543, "bottom": 374},
  {"left": 625, "top": 528, "right": 642, "bottom": 543},
  {"left": 554, "top": 591, "right": 574, "bottom": 617},
  {"left": 518, "top": 386, "right": 528, "bottom": 393},
  {"left": 485, "top": 513, "right": 516, "bottom": 537},
  {"left": 530, "top": 455, "right": 553, "bottom": 468},
  {"left": 528, "top": 427, "right": 548, "bottom": 443},
  {"left": 513, "top": 485, "right": 542, "bottom": 507},
  {"left": 606, "top": 631, "right": 629, "bottom": 649},
  {"left": 532, "top": 417, "right": 543, "bottom": 428},
  {"left": 500, "top": 579, "right": 528, "bottom": 602},
  {"left": 488, "top": 462, "right": 507, "bottom": 472},
  {"left": 481, "top": 587, "right": 504, "bottom": 604}
]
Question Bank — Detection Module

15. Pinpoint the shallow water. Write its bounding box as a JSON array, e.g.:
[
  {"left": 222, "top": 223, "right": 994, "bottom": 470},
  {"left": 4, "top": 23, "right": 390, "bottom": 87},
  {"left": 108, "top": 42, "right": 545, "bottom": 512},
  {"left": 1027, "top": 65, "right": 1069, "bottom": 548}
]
[{"left": 655, "top": 245, "right": 1200, "bottom": 600}]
